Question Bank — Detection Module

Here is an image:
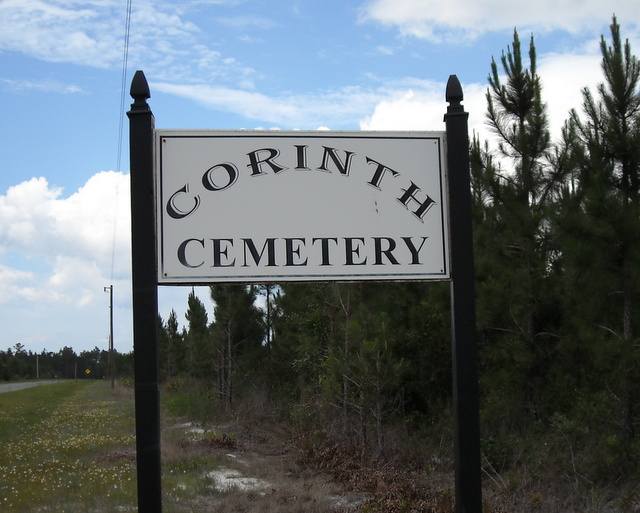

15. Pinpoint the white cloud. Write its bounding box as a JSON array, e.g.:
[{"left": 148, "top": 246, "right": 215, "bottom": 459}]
[
  {"left": 359, "top": 46, "right": 608, "bottom": 150},
  {"left": 0, "top": 265, "right": 36, "bottom": 302},
  {"left": 0, "top": 0, "right": 123, "bottom": 68},
  {"left": 0, "top": 0, "right": 255, "bottom": 85},
  {"left": 154, "top": 81, "right": 385, "bottom": 128},
  {"left": 538, "top": 52, "right": 603, "bottom": 137},
  {"left": 0, "top": 177, "right": 61, "bottom": 251},
  {"left": 49, "top": 172, "right": 131, "bottom": 272},
  {"left": 359, "top": 0, "right": 640, "bottom": 41},
  {"left": 214, "top": 15, "right": 277, "bottom": 30},
  {"left": 155, "top": 54, "right": 604, "bottom": 139},
  {"left": 48, "top": 256, "right": 105, "bottom": 305},
  {"left": 0, "top": 172, "right": 131, "bottom": 305},
  {"left": 376, "top": 46, "right": 395, "bottom": 56},
  {"left": 0, "top": 78, "right": 84, "bottom": 94},
  {"left": 358, "top": 81, "right": 490, "bottom": 145}
]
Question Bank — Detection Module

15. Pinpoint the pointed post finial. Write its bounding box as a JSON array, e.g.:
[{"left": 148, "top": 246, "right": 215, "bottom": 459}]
[
  {"left": 445, "top": 74, "right": 466, "bottom": 120},
  {"left": 446, "top": 74, "right": 463, "bottom": 104},
  {"left": 130, "top": 70, "right": 151, "bottom": 112}
]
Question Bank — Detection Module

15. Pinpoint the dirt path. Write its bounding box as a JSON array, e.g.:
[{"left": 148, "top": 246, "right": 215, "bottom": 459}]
[{"left": 164, "top": 420, "right": 370, "bottom": 512}]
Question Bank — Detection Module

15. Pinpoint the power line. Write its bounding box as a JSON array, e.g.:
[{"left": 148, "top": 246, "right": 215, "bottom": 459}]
[{"left": 110, "top": 0, "right": 133, "bottom": 283}]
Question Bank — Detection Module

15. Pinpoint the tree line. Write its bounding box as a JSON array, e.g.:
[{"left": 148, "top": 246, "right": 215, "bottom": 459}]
[{"left": 0, "top": 344, "right": 133, "bottom": 381}]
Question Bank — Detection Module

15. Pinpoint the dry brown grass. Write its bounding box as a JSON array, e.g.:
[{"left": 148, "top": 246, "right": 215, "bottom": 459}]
[{"left": 157, "top": 388, "right": 640, "bottom": 512}]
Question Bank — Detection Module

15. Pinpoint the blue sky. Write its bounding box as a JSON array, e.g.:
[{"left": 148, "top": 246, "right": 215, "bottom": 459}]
[{"left": 1, "top": 0, "right": 638, "bottom": 354}]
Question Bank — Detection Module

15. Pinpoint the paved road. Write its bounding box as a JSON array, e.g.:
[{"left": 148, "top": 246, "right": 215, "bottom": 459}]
[{"left": 0, "top": 380, "right": 65, "bottom": 394}]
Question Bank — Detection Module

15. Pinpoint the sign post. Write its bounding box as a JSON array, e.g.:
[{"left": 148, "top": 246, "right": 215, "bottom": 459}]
[
  {"left": 127, "top": 70, "right": 162, "bottom": 513},
  {"left": 127, "top": 70, "right": 481, "bottom": 513},
  {"left": 445, "top": 75, "right": 482, "bottom": 513}
]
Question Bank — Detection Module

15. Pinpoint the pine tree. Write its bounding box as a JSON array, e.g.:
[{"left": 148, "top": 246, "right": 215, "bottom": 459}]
[
  {"left": 157, "top": 314, "right": 169, "bottom": 381},
  {"left": 209, "top": 284, "right": 264, "bottom": 409},
  {"left": 270, "top": 282, "right": 336, "bottom": 403},
  {"left": 476, "top": 29, "right": 567, "bottom": 422},
  {"left": 185, "top": 290, "right": 209, "bottom": 378},
  {"left": 272, "top": 281, "right": 451, "bottom": 457},
  {"left": 561, "top": 16, "right": 640, "bottom": 449},
  {"left": 166, "top": 309, "right": 185, "bottom": 378}
]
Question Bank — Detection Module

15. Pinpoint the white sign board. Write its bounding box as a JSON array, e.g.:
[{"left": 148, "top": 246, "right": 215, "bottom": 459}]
[{"left": 155, "top": 130, "right": 449, "bottom": 283}]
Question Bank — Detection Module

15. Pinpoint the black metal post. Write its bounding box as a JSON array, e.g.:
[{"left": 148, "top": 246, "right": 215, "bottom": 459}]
[
  {"left": 444, "top": 75, "right": 482, "bottom": 513},
  {"left": 127, "top": 70, "right": 162, "bottom": 513}
]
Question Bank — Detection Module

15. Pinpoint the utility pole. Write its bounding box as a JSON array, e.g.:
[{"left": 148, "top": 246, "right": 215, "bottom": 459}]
[{"left": 104, "top": 285, "right": 115, "bottom": 389}]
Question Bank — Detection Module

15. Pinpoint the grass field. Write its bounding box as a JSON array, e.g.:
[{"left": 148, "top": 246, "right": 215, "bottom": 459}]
[
  {"left": 0, "top": 380, "right": 138, "bottom": 512},
  {"left": 0, "top": 381, "right": 233, "bottom": 513}
]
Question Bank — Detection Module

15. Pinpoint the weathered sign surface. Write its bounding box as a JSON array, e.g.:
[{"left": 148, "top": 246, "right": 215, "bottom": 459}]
[{"left": 155, "top": 130, "right": 449, "bottom": 283}]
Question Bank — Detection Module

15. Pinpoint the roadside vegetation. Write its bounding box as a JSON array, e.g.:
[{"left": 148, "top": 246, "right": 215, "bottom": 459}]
[{"left": 0, "top": 380, "right": 386, "bottom": 512}]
